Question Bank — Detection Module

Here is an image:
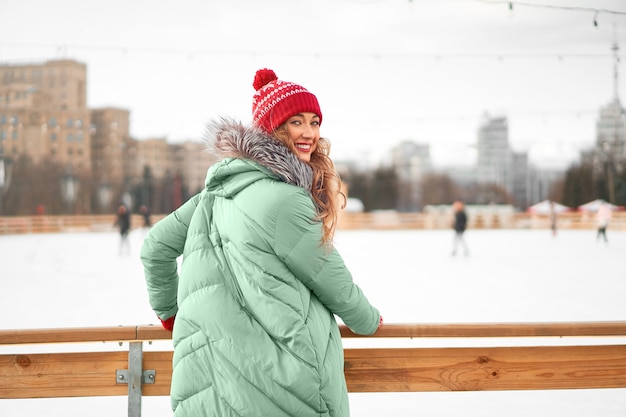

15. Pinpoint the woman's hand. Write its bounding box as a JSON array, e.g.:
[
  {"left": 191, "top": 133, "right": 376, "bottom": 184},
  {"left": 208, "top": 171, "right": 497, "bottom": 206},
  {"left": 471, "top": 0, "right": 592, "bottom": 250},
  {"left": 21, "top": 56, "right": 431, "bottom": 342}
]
[{"left": 160, "top": 315, "right": 176, "bottom": 331}]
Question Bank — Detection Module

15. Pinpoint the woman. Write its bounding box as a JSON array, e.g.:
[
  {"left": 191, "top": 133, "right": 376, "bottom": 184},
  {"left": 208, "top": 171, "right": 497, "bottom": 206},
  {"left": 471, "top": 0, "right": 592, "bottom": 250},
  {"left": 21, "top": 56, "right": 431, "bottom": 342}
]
[{"left": 141, "top": 69, "right": 382, "bottom": 417}]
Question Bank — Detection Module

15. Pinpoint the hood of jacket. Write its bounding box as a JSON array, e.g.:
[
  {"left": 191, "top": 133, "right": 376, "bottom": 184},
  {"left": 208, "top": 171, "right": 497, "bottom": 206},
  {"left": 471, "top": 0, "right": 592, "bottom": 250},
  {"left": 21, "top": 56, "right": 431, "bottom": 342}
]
[{"left": 203, "top": 117, "right": 313, "bottom": 197}]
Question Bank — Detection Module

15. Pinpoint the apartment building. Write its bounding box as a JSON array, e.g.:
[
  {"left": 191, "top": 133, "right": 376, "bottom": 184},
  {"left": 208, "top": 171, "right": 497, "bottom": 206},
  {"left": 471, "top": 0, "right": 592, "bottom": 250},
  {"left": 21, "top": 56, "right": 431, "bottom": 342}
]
[
  {"left": 174, "top": 141, "right": 216, "bottom": 195},
  {"left": 136, "top": 138, "right": 170, "bottom": 180},
  {"left": 0, "top": 59, "right": 91, "bottom": 172},
  {"left": 91, "top": 107, "right": 131, "bottom": 186}
]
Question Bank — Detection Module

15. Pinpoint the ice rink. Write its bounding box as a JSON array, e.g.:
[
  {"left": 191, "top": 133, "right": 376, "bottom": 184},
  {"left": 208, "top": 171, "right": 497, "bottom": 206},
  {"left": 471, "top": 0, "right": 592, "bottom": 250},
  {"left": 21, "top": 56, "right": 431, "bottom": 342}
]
[{"left": 1, "top": 228, "right": 625, "bottom": 416}]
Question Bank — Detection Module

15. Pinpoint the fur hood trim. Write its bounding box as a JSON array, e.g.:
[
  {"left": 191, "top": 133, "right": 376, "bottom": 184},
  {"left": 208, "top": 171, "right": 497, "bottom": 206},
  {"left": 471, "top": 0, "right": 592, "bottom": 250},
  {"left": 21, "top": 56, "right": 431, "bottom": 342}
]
[{"left": 203, "top": 117, "right": 313, "bottom": 191}]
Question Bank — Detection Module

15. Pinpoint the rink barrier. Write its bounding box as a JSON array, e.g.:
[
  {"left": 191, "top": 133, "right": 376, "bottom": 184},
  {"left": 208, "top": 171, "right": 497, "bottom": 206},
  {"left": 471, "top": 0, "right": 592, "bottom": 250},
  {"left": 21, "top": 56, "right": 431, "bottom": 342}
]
[
  {"left": 0, "top": 211, "right": 625, "bottom": 234},
  {"left": 1, "top": 322, "right": 626, "bottom": 417}
]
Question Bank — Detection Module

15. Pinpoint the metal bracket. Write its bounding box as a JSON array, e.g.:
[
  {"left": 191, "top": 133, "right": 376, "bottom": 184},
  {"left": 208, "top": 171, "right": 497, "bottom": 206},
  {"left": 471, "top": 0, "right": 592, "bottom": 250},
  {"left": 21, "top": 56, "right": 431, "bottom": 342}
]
[{"left": 116, "top": 369, "right": 156, "bottom": 385}]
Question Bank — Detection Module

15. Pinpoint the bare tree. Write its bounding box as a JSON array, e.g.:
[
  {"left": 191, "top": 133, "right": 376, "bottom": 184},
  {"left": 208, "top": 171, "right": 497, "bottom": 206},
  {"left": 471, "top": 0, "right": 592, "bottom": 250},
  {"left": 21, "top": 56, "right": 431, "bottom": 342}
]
[{"left": 421, "top": 174, "right": 461, "bottom": 206}]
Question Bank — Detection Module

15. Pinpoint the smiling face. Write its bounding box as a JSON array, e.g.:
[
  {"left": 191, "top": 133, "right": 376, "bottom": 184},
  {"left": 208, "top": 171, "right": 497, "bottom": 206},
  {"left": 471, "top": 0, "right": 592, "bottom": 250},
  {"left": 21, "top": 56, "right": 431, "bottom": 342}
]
[{"left": 279, "top": 112, "right": 320, "bottom": 162}]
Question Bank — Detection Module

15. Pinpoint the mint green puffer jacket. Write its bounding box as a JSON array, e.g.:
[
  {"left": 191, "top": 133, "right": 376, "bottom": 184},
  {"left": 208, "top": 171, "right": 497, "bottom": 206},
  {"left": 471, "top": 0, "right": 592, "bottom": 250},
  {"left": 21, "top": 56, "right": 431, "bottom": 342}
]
[{"left": 141, "top": 119, "right": 380, "bottom": 417}]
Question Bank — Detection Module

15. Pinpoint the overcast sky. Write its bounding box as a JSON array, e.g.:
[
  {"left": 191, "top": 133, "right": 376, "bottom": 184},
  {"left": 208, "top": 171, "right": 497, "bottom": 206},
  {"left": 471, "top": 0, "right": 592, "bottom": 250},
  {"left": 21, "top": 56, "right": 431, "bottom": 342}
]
[{"left": 2, "top": 0, "right": 626, "bottom": 168}]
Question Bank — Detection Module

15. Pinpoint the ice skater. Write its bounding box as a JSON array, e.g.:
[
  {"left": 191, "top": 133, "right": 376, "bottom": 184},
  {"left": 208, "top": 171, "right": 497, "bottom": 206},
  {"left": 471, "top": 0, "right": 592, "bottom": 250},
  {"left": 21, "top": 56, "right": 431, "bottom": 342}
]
[
  {"left": 140, "top": 205, "right": 152, "bottom": 229},
  {"left": 596, "top": 201, "right": 612, "bottom": 243},
  {"left": 549, "top": 201, "right": 558, "bottom": 236},
  {"left": 451, "top": 200, "right": 469, "bottom": 256},
  {"left": 114, "top": 203, "right": 131, "bottom": 255}
]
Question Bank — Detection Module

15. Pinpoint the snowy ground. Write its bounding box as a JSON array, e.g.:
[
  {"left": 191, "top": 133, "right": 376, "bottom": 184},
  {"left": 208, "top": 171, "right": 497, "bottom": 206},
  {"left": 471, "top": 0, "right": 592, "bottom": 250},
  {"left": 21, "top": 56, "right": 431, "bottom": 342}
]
[{"left": 1, "top": 228, "right": 625, "bottom": 416}]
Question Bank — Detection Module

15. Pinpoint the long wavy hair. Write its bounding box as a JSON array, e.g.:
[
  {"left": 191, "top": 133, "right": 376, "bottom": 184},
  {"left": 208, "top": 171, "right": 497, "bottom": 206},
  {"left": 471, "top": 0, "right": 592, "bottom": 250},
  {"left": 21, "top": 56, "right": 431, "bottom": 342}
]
[{"left": 274, "top": 127, "right": 346, "bottom": 244}]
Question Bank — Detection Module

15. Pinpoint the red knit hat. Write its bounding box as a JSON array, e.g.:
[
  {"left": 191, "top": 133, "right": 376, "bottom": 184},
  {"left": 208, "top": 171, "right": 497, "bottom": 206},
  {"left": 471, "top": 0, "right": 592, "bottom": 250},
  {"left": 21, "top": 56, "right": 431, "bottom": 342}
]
[{"left": 251, "top": 69, "right": 322, "bottom": 133}]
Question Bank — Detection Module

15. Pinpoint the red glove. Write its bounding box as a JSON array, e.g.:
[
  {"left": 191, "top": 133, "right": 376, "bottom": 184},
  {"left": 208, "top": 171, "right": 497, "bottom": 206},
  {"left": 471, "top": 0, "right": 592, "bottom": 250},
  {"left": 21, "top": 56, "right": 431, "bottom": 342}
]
[{"left": 160, "top": 315, "right": 175, "bottom": 331}]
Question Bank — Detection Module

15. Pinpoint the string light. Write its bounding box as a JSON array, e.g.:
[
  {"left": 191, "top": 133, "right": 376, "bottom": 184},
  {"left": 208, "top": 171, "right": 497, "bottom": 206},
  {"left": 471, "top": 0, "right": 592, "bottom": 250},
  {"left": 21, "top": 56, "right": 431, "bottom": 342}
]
[
  {"left": 466, "top": 0, "right": 626, "bottom": 16},
  {"left": 454, "top": 1, "right": 626, "bottom": 29},
  {"left": 0, "top": 42, "right": 619, "bottom": 62},
  {"left": 4, "top": 1, "right": 625, "bottom": 60}
]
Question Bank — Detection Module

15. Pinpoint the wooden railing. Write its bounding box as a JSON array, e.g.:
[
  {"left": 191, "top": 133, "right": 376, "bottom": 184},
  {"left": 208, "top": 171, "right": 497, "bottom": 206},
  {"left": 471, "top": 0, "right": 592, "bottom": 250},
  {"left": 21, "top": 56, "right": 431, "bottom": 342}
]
[
  {"left": 1, "top": 322, "right": 625, "bottom": 416},
  {"left": 0, "top": 214, "right": 150, "bottom": 235},
  {"left": 337, "top": 211, "right": 626, "bottom": 231},
  {"left": 1, "top": 212, "right": 625, "bottom": 235}
]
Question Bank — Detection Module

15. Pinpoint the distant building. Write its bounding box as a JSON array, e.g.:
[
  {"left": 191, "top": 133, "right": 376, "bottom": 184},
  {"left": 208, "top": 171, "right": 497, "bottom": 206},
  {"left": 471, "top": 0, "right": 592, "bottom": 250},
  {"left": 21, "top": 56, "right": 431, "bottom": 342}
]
[
  {"left": 527, "top": 168, "right": 563, "bottom": 207},
  {"left": 595, "top": 98, "right": 625, "bottom": 151},
  {"left": 175, "top": 141, "right": 216, "bottom": 195},
  {"left": 595, "top": 41, "right": 626, "bottom": 159},
  {"left": 0, "top": 60, "right": 91, "bottom": 172},
  {"left": 474, "top": 114, "right": 531, "bottom": 207},
  {"left": 511, "top": 151, "right": 531, "bottom": 209},
  {"left": 389, "top": 140, "right": 433, "bottom": 211},
  {"left": 136, "top": 138, "right": 169, "bottom": 181},
  {"left": 593, "top": 97, "right": 625, "bottom": 164},
  {"left": 590, "top": 42, "right": 626, "bottom": 203},
  {"left": 91, "top": 108, "right": 130, "bottom": 185},
  {"left": 476, "top": 115, "right": 513, "bottom": 191}
]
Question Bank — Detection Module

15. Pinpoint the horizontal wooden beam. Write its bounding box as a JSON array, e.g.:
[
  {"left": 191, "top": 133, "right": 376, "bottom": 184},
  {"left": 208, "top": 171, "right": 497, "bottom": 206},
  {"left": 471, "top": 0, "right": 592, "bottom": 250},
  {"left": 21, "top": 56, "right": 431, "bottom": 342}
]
[
  {"left": 0, "top": 350, "right": 174, "bottom": 399},
  {"left": 2, "top": 322, "right": 625, "bottom": 345},
  {"left": 2, "top": 344, "right": 626, "bottom": 399},
  {"left": 0, "top": 326, "right": 140, "bottom": 345},
  {"left": 2, "top": 212, "right": 626, "bottom": 235},
  {"left": 0, "top": 351, "right": 129, "bottom": 399},
  {"left": 344, "top": 345, "right": 626, "bottom": 392},
  {"left": 340, "top": 321, "right": 626, "bottom": 338}
]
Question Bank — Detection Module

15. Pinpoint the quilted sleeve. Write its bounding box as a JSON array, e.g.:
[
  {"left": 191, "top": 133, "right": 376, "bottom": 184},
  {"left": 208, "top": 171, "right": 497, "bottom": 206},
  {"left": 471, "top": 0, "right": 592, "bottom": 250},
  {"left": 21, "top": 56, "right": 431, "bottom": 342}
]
[
  {"left": 140, "top": 193, "right": 201, "bottom": 320},
  {"left": 274, "top": 191, "right": 380, "bottom": 335}
]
